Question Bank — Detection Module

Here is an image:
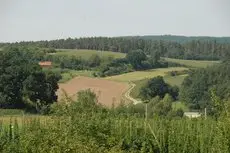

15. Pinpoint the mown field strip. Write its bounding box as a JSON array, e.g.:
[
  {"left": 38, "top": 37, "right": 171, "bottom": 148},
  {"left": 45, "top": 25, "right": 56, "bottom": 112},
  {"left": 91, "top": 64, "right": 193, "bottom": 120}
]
[
  {"left": 55, "top": 49, "right": 126, "bottom": 60},
  {"left": 105, "top": 67, "right": 188, "bottom": 82},
  {"left": 163, "top": 57, "right": 219, "bottom": 68}
]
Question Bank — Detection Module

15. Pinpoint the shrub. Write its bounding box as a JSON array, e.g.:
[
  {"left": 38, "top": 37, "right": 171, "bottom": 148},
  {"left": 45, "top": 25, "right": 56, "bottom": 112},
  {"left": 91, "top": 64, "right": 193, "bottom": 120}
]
[{"left": 140, "top": 76, "right": 179, "bottom": 100}]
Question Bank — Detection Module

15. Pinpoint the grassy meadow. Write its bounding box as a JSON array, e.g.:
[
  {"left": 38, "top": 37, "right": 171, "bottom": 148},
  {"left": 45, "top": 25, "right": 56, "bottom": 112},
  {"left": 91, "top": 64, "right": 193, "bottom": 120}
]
[
  {"left": 105, "top": 67, "right": 188, "bottom": 82},
  {"left": 43, "top": 67, "right": 95, "bottom": 83},
  {"left": 164, "top": 74, "right": 188, "bottom": 87},
  {"left": 53, "top": 49, "right": 218, "bottom": 69},
  {"left": 59, "top": 70, "right": 95, "bottom": 83},
  {"left": 163, "top": 57, "right": 219, "bottom": 68},
  {"left": 130, "top": 74, "right": 187, "bottom": 99},
  {"left": 55, "top": 49, "right": 126, "bottom": 60},
  {"left": 128, "top": 73, "right": 190, "bottom": 112}
]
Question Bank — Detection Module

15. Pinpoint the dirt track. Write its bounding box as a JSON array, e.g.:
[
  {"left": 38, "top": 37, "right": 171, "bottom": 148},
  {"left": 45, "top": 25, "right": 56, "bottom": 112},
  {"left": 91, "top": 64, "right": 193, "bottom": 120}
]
[
  {"left": 57, "top": 77, "right": 129, "bottom": 107},
  {"left": 124, "top": 83, "right": 142, "bottom": 105}
]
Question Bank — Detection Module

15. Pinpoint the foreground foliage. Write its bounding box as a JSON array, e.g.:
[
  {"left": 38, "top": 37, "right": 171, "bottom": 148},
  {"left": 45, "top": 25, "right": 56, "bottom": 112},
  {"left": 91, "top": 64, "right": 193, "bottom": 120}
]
[
  {"left": 1, "top": 109, "right": 230, "bottom": 152},
  {"left": 1, "top": 90, "right": 230, "bottom": 153}
]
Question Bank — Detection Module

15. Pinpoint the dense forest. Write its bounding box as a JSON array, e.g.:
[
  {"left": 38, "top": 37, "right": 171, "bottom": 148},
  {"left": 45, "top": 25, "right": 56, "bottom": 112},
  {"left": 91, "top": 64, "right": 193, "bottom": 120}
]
[
  {"left": 180, "top": 60, "right": 230, "bottom": 115},
  {"left": 1, "top": 35, "right": 230, "bottom": 60},
  {"left": 139, "top": 35, "right": 230, "bottom": 43}
]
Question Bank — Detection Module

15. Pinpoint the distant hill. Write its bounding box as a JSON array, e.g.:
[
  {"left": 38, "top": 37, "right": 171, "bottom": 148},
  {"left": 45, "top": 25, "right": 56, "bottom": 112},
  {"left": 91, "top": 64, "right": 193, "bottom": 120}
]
[
  {"left": 1, "top": 35, "right": 230, "bottom": 60},
  {"left": 137, "top": 35, "right": 230, "bottom": 44}
]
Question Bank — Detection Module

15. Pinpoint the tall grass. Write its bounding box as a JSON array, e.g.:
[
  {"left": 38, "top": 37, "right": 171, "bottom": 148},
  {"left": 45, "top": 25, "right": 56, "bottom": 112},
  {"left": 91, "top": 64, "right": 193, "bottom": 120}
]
[
  {"left": 0, "top": 109, "right": 230, "bottom": 152},
  {"left": 0, "top": 109, "right": 25, "bottom": 116},
  {"left": 0, "top": 90, "right": 229, "bottom": 152}
]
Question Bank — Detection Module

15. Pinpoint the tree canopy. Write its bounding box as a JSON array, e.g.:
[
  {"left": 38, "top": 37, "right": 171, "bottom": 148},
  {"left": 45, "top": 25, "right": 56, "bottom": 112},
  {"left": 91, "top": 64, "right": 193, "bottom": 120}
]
[
  {"left": 0, "top": 47, "right": 61, "bottom": 112},
  {"left": 140, "top": 76, "right": 179, "bottom": 100},
  {"left": 126, "top": 49, "right": 147, "bottom": 70},
  {"left": 180, "top": 62, "right": 230, "bottom": 111}
]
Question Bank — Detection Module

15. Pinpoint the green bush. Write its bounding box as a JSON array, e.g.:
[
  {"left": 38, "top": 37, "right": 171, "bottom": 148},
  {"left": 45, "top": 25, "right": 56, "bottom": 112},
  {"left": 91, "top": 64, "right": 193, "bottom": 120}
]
[{"left": 140, "top": 76, "right": 179, "bottom": 100}]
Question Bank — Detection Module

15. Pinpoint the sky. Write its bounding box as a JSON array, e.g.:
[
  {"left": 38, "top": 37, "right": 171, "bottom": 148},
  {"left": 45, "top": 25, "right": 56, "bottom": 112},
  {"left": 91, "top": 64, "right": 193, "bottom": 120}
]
[{"left": 0, "top": 0, "right": 230, "bottom": 42}]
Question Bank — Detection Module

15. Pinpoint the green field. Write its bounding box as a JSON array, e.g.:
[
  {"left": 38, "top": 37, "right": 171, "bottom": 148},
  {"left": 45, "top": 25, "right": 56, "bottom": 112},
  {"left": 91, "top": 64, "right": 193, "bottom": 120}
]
[
  {"left": 129, "top": 74, "right": 189, "bottom": 111},
  {"left": 43, "top": 67, "right": 95, "bottom": 83},
  {"left": 130, "top": 74, "right": 187, "bottom": 99},
  {"left": 59, "top": 70, "right": 94, "bottom": 83},
  {"left": 105, "top": 67, "right": 188, "bottom": 82},
  {"left": 54, "top": 50, "right": 219, "bottom": 69},
  {"left": 164, "top": 57, "right": 219, "bottom": 68},
  {"left": 164, "top": 74, "right": 188, "bottom": 87},
  {"left": 55, "top": 49, "right": 126, "bottom": 60}
]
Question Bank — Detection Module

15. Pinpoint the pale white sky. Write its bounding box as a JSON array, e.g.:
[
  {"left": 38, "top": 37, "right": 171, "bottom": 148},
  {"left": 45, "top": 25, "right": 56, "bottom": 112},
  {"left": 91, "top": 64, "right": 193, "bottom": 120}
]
[{"left": 0, "top": 0, "right": 230, "bottom": 42}]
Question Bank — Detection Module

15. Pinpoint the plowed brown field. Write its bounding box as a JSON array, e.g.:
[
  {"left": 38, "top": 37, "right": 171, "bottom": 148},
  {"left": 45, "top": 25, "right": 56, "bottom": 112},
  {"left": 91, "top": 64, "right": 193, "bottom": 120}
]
[{"left": 57, "top": 77, "right": 129, "bottom": 107}]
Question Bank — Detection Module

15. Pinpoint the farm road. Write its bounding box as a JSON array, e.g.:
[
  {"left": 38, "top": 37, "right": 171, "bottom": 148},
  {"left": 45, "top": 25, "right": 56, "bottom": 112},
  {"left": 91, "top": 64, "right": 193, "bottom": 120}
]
[{"left": 124, "top": 83, "right": 142, "bottom": 105}]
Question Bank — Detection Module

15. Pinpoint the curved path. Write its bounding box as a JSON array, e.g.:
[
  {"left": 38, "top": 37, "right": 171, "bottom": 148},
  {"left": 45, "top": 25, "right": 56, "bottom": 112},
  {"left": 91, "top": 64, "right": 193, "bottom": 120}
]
[{"left": 124, "top": 83, "right": 142, "bottom": 105}]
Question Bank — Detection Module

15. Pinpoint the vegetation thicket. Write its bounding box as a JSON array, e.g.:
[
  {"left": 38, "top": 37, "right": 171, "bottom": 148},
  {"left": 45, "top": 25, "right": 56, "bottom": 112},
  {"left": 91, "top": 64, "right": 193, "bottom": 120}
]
[
  {"left": 180, "top": 60, "right": 230, "bottom": 113},
  {"left": 0, "top": 47, "right": 61, "bottom": 113},
  {"left": 1, "top": 89, "right": 230, "bottom": 152},
  {"left": 140, "top": 76, "right": 179, "bottom": 100}
]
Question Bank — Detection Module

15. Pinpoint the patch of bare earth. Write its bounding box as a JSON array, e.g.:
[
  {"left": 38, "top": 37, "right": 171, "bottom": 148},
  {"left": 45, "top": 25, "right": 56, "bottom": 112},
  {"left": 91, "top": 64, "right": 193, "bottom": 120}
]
[{"left": 57, "top": 77, "right": 129, "bottom": 107}]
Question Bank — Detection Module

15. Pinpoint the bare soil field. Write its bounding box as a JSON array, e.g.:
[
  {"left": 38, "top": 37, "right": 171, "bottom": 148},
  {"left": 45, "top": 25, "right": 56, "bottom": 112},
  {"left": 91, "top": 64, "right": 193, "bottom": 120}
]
[{"left": 57, "top": 77, "right": 129, "bottom": 107}]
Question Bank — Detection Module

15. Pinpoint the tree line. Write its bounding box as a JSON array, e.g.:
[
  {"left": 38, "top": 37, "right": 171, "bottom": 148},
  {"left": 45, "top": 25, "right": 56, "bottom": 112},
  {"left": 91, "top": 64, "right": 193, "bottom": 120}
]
[
  {"left": 180, "top": 60, "right": 230, "bottom": 115},
  {"left": 5, "top": 46, "right": 179, "bottom": 77},
  {"left": 1, "top": 36, "right": 230, "bottom": 60}
]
